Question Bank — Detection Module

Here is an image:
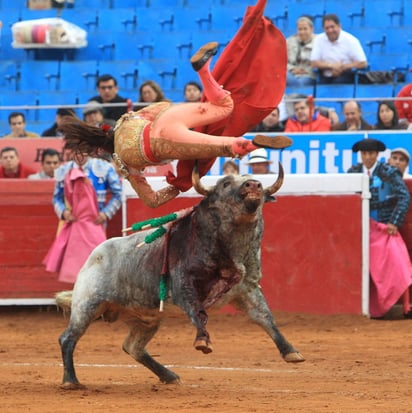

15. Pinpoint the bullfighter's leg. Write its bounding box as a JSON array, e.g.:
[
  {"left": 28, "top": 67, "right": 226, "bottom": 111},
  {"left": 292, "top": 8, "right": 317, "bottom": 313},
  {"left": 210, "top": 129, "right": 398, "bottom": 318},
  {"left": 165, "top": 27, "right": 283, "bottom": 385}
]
[
  {"left": 150, "top": 42, "right": 293, "bottom": 160},
  {"left": 59, "top": 300, "right": 104, "bottom": 389},
  {"left": 122, "top": 318, "right": 180, "bottom": 384},
  {"left": 231, "top": 288, "right": 305, "bottom": 363}
]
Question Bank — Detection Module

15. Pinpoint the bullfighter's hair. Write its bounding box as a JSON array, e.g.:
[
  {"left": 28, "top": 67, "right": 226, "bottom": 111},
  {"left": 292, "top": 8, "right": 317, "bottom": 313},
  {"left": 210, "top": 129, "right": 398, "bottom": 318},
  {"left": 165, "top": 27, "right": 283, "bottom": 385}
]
[{"left": 59, "top": 115, "right": 115, "bottom": 157}]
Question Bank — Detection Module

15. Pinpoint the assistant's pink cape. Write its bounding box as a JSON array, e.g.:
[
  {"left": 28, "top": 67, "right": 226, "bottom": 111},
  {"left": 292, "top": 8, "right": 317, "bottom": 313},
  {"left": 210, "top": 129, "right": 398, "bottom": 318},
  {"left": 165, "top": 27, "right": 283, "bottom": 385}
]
[
  {"left": 167, "top": 0, "right": 287, "bottom": 191},
  {"left": 369, "top": 219, "right": 412, "bottom": 317},
  {"left": 43, "top": 168, "right": 106, "bottom": 284}
]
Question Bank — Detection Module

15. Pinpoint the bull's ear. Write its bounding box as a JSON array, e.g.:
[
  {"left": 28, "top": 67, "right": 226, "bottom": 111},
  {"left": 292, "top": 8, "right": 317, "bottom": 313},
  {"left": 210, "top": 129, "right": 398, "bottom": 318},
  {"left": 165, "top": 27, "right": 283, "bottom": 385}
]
[
  {"left": 263, "top": 162, "right": 284, "bottom": 195},
  {"left": 192, "top": 161, "right": 213, "bottom": 195},
  {"left": 264, "top": 194, "right": 276, "bottom": 203}
]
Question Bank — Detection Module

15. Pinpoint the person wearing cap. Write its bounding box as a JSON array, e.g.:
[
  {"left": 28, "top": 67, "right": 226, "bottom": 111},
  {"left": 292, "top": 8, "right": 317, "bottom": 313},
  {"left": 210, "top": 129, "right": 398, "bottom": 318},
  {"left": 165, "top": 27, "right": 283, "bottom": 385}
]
[
  {"left": 83, "top": 101, "right": 115, "bottom": 128},
  {"left": 347, "top": 138, "right": 412, "bottom": 319},
  {"left": 245, "top": 148, "right": 274, "bottom": 174},
  {"left": 388, "top": 147, "right": 410, "bottom": 177},
  {"left": 42, "top": 108, "right": 76, "bottom": 137}
]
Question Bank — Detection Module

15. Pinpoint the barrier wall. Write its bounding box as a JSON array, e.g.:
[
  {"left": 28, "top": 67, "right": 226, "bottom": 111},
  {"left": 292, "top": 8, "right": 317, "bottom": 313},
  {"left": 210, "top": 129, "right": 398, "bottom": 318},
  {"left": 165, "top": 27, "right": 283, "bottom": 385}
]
[
  {"left": 122, "top": 174, "right": 370, "bottom": 315},
  {"left": 0, "top": 174, "right": 369, "bottom": 314}
]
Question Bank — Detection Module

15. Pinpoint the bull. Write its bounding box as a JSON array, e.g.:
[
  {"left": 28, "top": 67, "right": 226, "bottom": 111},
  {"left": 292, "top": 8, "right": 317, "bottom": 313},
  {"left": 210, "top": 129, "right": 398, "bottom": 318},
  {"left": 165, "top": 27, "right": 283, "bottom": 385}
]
[{"left": 56, "top": 164, "right": 305, "bottom": 389}]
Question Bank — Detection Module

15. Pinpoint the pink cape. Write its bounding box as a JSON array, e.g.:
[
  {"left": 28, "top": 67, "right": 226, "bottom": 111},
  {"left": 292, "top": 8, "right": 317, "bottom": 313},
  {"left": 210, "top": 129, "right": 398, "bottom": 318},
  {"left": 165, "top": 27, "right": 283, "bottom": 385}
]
[
  {"left": 369, "top": 219, "right": 412, "bottom": 317},
  {"left": 43, "top": 168, "right": 106, "bottom": 284}
]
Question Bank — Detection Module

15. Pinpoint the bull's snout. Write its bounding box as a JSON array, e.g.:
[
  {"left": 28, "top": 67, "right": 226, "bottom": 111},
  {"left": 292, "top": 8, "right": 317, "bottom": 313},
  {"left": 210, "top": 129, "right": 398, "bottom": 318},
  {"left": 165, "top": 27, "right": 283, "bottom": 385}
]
[{"left": 242, "top": 180, "right": 262, "bottom": 191}]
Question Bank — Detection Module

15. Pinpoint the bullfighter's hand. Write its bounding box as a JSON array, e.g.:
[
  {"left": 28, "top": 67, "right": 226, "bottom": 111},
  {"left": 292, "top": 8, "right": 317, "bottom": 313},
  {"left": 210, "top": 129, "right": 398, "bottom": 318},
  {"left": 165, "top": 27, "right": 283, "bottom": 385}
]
[
  {"left": 387, "top": 223, "right": 398, "bottom": 236},
  {"left": 95, "top": 212, "right": 107, "bottom": 225},
  {"left": 62, "top": 209, "right": 76, "bottom": 222}
]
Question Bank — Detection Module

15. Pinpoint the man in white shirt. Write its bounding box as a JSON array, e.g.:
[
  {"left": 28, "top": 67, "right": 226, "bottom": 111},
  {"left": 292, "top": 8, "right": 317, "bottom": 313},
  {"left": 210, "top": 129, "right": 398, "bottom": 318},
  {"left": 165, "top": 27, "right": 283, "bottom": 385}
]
[{"left": 311, "top": 14, "right": 367, "bottom": 84}]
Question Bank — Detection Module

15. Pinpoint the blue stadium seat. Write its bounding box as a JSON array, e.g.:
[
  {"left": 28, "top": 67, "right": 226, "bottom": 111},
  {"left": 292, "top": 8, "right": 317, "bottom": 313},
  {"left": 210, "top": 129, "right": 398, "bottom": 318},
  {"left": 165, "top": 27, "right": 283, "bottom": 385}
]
[
  {"left": 355, "top": 83, "right": 395, "bottom": 99},
  {"left": 18, "top": 61, "right": 61, "bottom": 92},
  {"left": 315, "top": 83, "right": 355, "bottom": 115},
  {"left": 97, "top": 60, "right": 139, "bottom": 89},
  {"left": 5, "top": 91, "right": 40, "bottom": 122},
  {"left": 0, "top": 60, "right": 18, "bottom": 90},
  {"left": 60, "top": 61, "right": 99, "bottom": 91}
]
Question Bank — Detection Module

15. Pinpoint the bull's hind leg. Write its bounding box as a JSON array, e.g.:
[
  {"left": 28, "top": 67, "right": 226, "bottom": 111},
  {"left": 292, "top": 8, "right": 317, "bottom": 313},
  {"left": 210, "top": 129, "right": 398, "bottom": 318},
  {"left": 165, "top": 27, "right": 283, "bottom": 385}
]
[
  {"left": 232, "top": 289, "right": 305, "bottom": 363},
  {"left": 59, "top": 303, "right": 101, "bottom": 389},
  {"left": 122, "top": 318, "right": 180, "bottom": 384}
]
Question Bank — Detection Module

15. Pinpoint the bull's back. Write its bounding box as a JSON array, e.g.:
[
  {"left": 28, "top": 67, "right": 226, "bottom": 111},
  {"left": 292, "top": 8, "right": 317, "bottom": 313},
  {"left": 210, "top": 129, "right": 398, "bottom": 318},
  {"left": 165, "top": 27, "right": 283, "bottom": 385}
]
[{"left": 73, "top": 232, "right": 166, "bottom": 308}]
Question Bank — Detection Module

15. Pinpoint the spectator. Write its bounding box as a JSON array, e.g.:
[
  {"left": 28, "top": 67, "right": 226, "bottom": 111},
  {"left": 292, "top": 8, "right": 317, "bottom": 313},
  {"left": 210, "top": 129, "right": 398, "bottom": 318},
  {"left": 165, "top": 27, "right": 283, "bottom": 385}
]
[
  {"left": 222, "top": 159, "right": 239, "bottom": 175},
  {"left": 245, "top": 148, "right": 273, "bottom": 174},
  {"left": 251, "top": 108, "right": 285, "bottom": 132},
  {"left": 42, "top": 108, "right": 76, "bottom": 137},
  {"left": 388, "top": 147, "right": 410, "bottom": 178},
  {"left": 0, "top": 146, "right": 36, "bottom": 178},
  {"left": 311, "top": 14, "right": 367, "bottom": 84},
  {"left": 88, "top": 74, "right": 129, "bottom": 123},
  {"left": 184, "top": 81, "right": 202, "bottom": 102},
  {"left": 28, "top": 148, "right": 61, "bottom": 179},
  {"left": 83, "top": 101, "right": 116, "bottom": 127},
  {"left": 138, "top": 80, "right": 168, "bottom": 104},
  {"left": 375, "top": 100, "right": 408, "bottom": 130},
  {"left": 3, "top": 112, "right": 39, "bottom": 138},
  {"left": 394, "top": 83, "right": 412, "bottom": 126},
  {"left": 333, "top": 100, "right": 373, "bottom": 131},
  {"left": 286, "top": 16, "right": 316, "bottom": 87},
  {"left": 284, "top": 95, "right": 331, "bottom": 132},
  {"left": 43, "top": 152, "right": 122, "bottom": 284},
  {"left": 347, "top": 138, "right": 412, "bottom": 318}
]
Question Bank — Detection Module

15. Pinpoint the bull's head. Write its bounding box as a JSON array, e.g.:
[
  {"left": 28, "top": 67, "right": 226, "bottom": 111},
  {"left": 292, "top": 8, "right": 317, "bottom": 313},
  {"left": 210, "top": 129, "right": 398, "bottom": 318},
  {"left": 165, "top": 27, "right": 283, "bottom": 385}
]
[{"left": 192, "top": 162, "right": 284, "bottom": 200}]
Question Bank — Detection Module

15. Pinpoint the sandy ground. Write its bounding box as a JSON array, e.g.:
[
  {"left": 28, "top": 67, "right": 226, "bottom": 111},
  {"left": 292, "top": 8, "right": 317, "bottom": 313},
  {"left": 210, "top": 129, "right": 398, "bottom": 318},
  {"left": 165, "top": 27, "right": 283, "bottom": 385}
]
[{"left": 1, "top": 305, "right": 412, "bottom": 413}]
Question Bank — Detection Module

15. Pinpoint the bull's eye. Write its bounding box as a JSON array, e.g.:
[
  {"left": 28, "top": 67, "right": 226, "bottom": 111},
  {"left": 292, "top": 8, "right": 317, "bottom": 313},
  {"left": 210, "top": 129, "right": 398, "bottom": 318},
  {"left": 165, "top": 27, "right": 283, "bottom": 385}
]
[{"left": 223, "top": 181, "right": 231, "bottom": 188}]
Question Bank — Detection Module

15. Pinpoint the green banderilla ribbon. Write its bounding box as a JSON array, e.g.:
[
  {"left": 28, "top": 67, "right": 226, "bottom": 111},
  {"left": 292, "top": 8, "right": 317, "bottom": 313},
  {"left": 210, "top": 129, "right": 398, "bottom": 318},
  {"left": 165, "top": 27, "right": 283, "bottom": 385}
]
[
  {"left": 136, "top": 225, "right": 167, "bottom": 248},
  {"left": 123, "top": 213, "right": 178, "bottom": 233},
  {"left": 159, "top": 275, "right": 168, "bottom": 312}
]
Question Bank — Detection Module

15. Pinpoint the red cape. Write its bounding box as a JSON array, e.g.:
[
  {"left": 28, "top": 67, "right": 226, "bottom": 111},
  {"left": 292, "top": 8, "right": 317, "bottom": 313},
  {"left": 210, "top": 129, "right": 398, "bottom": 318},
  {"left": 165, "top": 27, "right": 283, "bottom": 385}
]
[{"left": 167, "top": 0, "right": 287, "bottom": 191}]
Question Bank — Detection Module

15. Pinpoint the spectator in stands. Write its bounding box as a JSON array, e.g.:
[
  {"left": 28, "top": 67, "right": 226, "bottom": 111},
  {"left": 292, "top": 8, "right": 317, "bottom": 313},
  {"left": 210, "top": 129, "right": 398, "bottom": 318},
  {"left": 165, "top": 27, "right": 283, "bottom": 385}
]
[
  {"left": 251, "top": 107, "right": 285, "bottom": 132},
  {"left": 311, "top": 14, "right": 367, "bottom": 84},
  {"left": 333, "top": 100, "right": 373, "bottom": 131},
  {"left": 245, "top": 148, "right": 273, "bottom": 174},
  {"left": 347, "top": 138, "right": 412, "bottom": 319},
  {"left": 42, "top": 108, "right": 76, "bottom": 137},
  {"left": 375, "top": 101, "right": 408, "bottom": 130},
  {"left": 284, "top": 95, "right": 331, "bottom": 132},
  {"left": 83, "top": 101, "right": 115, "bottom": 127},
  {"left": 43, "top": 151, "right": 122, "bottom": 284},
  {"left": 395, "top": 83, "right": 412, "bottom": 126},
  {"left": 138, "top": 80, "right": 168, "bottom": 104},
  {"left": 28, "top": 148, "right": 61, "bottom": 180},
  {"left": 88, "top": 74, "right": 129, "bottom": 123},
  {"left": 3, "top": 112, "right": 39, "bottom": 138},
  {"left": 222, "top": 160, "right": 239, "bottom": 175},
  {"left": 388, "top": 147, "right": 410, "bottom": 178},
  {"left": 0, "top": 146, "right": 36, "bottom": 178},
  {"left": 286, "top": 16, "right": 316, "bottom": 87},
  {"left": 184, "top": 81, "right": 202, "bottom": 102}
]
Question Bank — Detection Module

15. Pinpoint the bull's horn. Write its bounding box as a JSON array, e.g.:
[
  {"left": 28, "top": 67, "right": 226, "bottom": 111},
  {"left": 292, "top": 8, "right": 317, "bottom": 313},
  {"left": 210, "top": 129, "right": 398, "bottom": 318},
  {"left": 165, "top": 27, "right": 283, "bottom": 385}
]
[
  {"left": 192, "top": 161, "right": 213, "bottom": 195},
  {"left": 264, "top": 162, "right": 284, "bottom": 195}
]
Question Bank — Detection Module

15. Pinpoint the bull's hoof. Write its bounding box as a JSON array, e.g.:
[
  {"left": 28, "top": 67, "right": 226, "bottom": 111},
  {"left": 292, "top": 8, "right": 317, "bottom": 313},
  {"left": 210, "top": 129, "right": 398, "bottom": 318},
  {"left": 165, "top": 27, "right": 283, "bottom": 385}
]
[
  {"left": 283, "top": 352, "right": 305, "bottom": 363},
  {"left": 194, "top": 338, "right": 213, "bottom": 354},
  {"left": 60, "top": 382, "right": 86, "bottom": 390}
]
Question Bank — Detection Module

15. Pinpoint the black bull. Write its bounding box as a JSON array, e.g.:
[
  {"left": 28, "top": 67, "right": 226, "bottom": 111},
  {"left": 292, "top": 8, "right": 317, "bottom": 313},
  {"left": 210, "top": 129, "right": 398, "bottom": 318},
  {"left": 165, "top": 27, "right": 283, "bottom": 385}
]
[{"left": 56, "top": 165, "right": 304, "bottom": 388}]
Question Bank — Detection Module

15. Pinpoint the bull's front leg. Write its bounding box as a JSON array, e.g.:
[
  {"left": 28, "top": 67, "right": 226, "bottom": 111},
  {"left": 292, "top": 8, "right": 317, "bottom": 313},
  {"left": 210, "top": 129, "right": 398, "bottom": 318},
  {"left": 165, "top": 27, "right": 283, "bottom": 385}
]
[
  {"left": 232, "top": 286, "right": 305, "bottom": 363},
  {"left": 171, "top": 276, "right": 213, "bottom": 354}
]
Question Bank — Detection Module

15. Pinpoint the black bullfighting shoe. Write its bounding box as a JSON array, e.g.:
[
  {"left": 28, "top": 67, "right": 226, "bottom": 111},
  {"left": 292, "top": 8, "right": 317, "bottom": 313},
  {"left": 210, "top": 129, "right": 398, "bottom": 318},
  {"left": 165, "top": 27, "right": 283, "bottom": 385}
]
[
  {"left": 253, "top": 135, "right": 293, "bottom": 150},
  {"left": 190, "top": 42, "right": 218, "bottom": 71}
]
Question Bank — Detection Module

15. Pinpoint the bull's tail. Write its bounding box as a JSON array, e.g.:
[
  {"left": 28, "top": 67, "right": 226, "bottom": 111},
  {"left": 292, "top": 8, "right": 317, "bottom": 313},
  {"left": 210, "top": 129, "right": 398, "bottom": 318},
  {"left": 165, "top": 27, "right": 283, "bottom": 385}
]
[{"left": 55, "top": 290, "right": 73, "bottom": 312}]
